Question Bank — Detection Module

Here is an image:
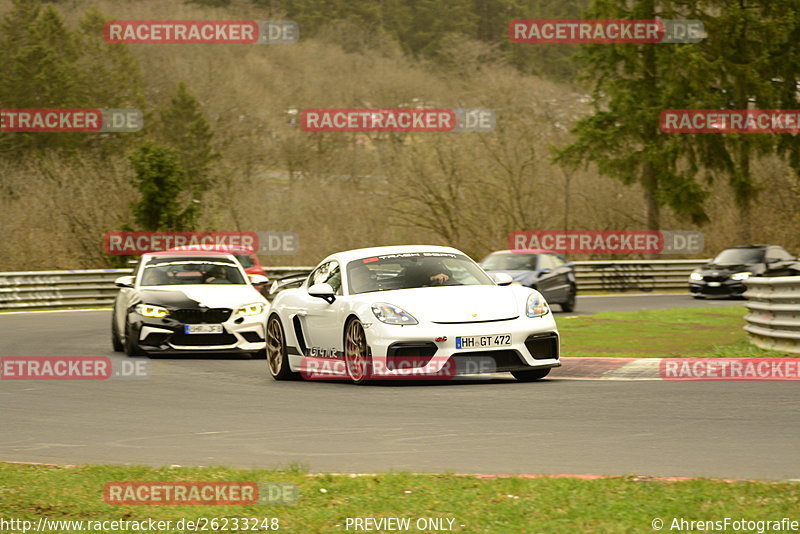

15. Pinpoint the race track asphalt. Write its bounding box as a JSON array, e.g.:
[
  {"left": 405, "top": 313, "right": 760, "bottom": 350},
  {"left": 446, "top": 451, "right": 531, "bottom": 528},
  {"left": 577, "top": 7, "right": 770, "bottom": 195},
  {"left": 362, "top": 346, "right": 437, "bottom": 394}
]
[{"left": 1, "top": 294, "right": 796, "bottom": 480}]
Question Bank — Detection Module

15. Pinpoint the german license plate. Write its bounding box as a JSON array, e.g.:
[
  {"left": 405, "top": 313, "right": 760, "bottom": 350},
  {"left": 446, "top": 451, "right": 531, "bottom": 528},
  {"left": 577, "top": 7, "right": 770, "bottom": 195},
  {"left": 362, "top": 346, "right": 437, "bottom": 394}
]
[
  {"left": 456, "top": 334, "right": 512, "bottom": 350},
  {"left": 707, "top": 282, "right": 721, "bottom": 287},
  {"left": 184, "top": 324, "right": 223, "bottom": 334}
]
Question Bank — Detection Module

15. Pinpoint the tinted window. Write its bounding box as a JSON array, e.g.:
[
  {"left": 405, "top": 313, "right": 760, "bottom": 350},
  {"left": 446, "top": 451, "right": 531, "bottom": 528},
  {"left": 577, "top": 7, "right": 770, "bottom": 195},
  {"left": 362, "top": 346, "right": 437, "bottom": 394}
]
[
  {"left": 309, "top": 261, "right": 342, "bottom": 295},
  {"left": 480, "top": 253, "right": 538, "bottom": 271},
  {"left": 711, "top": 248, "right": 765, "bottom": 265},
  {"left": 538, "top": 255, "right": 557, "bottom": 270},
  {"left": 348, "top": 252, "right": 493, "bottom": 294},
  {"left": 140, "top": 259, "right": 245, "bottom": 285},
  {"left": 235, "top": 254, "right": 255, "bottom": 269},
  {"left": 767, "top": 247, "right": 793, "bottom": 261}
]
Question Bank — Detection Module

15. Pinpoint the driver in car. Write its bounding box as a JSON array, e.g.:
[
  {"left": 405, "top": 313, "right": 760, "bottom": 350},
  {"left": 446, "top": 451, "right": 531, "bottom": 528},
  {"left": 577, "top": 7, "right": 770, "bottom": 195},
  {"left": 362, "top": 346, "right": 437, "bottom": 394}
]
[
  {"left": 404, "top": 259, "right": 452, "bottom": 286},
  {"left": 204, "top": 265, "right": 230, "bottom": 284}
]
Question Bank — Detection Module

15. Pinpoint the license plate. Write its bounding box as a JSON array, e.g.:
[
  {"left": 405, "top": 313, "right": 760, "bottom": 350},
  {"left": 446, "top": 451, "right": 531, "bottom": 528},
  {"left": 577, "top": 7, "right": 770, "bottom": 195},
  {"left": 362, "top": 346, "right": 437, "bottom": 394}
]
[
  {"left": 184, "top": 324, "right": 223, "bottom": 334},
  {"left": 456, "top": 334, "right": 512, "bottom": 350},
  {"left": 707, "top": 282, "right": 721, "bottom": 287}
]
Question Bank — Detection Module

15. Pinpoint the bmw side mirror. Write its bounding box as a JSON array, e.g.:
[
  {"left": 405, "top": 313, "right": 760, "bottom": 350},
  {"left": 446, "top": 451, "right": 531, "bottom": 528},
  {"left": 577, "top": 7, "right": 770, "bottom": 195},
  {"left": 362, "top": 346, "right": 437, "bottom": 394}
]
[
  {"left": 491, "top": 273, "right": 513, "bottom": 286},
  {"left": 114, "top": 276, "right": 134, "bottom": 288},
  {"left": 248, "top": 274, "right": 270, "bottom": 286},
  {"left": 308, "top": 283, "right": 336, "bottom": 303}
]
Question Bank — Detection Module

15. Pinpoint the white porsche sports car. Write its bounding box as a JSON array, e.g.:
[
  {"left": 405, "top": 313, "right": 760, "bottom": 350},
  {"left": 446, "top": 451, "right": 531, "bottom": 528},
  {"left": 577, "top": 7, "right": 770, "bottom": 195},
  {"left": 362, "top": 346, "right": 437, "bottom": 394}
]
[{"left": 266, "top": 245, "right": 560, "bottom": 383}]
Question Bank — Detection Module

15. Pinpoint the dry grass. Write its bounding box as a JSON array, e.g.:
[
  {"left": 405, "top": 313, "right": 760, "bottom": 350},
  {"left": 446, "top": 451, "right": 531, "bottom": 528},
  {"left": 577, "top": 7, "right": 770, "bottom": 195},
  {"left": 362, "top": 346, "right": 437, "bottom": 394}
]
[{"left": 0, "top": 0, "right": 798, "bottom": 270}]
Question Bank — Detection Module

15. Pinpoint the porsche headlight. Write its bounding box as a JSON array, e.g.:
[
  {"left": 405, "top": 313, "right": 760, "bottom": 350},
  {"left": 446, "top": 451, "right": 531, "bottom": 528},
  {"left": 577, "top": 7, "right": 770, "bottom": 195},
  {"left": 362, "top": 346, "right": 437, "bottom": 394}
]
[
  {"left": 135, "top": 304, "right": 169, "bottom": 318},
  {"left": 371, "top": 302, "right": 418, "bottom": 325},
  {"left": 236, "top": 302, "right": 266, "bottom": 316},
  {"left": 689, "top": 272, "right": 703, "bottom": 281},
  {"left": 526, "top": 293, "right": 550, "bottom": 318},
  {"left": 731, "top": 272, "right": 751, "bottom": 281}
]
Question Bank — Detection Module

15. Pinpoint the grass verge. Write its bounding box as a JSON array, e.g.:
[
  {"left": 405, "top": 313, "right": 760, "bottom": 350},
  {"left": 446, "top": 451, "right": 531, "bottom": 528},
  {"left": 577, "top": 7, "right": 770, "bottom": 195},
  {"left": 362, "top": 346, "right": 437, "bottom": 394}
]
[
  {"left": 0, "top": 464, "right": 798, "bottom": 533},
  {"left": 557, "top": 306, "right": 789, "bottom": 358}
]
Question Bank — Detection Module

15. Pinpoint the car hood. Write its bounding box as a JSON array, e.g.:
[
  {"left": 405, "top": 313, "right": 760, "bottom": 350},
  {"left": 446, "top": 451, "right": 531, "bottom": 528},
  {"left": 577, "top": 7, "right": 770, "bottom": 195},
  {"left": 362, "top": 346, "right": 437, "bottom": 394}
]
[
  {"left": 360, "top": 285, "right": 521, "bottom": 323},
  {"left": 138, "top": 285, "right": 265, "bottom": 308},
  {"left": 697, "top": 264, "right": 759, "bottom": 275}
]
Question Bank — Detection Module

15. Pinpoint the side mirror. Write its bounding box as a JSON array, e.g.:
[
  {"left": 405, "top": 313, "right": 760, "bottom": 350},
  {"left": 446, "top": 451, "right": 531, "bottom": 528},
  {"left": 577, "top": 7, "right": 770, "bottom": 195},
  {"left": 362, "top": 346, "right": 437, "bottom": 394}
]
[
  {"left": 248, "top": 274, "right": 270, "bottom": 286},
  {"left": 491, "top": 273, "right": 513, "bottom": 286},
  {"left": 765, "top": 257, "right": 779, "bottom": 264},
  {"left": 114, "top": 275, "right": 135, "bottom": 288},
  {"left": 308, "top": 283, "right": 335, "bottom": 303}
]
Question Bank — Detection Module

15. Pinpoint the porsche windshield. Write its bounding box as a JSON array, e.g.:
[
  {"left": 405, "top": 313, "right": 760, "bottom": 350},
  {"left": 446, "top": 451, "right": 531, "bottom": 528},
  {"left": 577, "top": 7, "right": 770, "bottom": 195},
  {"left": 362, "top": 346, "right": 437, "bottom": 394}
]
[
  {"left": 347, "top": 253, "right": 493, "bottom": 294},
  {"left": 140, "top": 259, "right": 246, "bottom": 285}
]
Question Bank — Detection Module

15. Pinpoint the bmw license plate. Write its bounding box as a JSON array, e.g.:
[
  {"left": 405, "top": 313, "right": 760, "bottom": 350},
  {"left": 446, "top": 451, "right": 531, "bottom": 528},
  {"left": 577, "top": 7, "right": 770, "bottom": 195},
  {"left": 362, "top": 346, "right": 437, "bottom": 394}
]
[
  {"left": 184, "top": 324, "right": 223, "bottom": 334},
  {"left": 707, "top": 282, "right": 721, "bottom": 287},
  {"left": 456, "top": 334, "right": 512, "bottom": 350}
]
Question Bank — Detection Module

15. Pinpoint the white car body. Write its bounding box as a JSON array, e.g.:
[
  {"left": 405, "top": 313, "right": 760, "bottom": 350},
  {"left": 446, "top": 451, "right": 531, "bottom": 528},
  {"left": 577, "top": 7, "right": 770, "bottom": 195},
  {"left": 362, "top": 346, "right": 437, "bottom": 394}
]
[
  {"left": 268, "top": 245, "right": 560, "bottom": 381},
  {"left": 112, "top": 251, "right": 270, "bottom": 356}
]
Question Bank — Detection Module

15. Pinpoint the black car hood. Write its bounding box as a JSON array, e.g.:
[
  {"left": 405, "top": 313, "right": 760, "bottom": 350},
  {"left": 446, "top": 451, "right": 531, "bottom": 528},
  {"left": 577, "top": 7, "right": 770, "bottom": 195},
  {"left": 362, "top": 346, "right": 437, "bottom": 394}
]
[
  {"left": 135, "top": 289, "right": 204, "bottom": 308},
  {"left": 697, "top": 264, "right": 760, "bottom": 275}
]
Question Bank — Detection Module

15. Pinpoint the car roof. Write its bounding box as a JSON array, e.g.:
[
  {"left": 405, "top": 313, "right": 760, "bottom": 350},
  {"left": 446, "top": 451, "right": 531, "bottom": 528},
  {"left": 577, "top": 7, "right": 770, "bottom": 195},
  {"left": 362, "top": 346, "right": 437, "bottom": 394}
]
[
  {"left": 324, "top": 245, "right": 466, "bottom": 265},
  {"left": 166, "top": 244, "right": 255, "bottom": 254},
  {"left": 141, "top": 250, "right": 235, "bottom": 258}
]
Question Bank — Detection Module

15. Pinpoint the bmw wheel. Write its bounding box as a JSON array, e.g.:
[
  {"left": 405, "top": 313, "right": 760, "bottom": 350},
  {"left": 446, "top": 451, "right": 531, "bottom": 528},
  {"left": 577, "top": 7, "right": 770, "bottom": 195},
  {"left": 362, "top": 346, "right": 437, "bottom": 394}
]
[
  {"left": 124, "top": 321, "right": 145, "bottom": 357},
  {"left": 111, "top": 313, "right": 124, "bottom": 352}
]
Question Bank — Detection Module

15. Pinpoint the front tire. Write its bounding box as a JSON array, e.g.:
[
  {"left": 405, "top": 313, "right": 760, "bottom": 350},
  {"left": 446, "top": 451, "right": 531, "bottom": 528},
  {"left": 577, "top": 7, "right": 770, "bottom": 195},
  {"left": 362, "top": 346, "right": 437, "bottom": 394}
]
[
  {"left": 511, "top": 368, "right": 551, "bottom": 381},
  {"left": 560, "top": 284, "right": 576, "bottom": 312},
  {"left": 344, "top": 319, "right": 372, "bottom": 384},
  {"left": 266, "top": 315, "right": 299, "bottom": 380},
  {"left": 111, "top": 312, "right": 124, "bottom": 352},
  {"left": 124, "top": 322, "right": 146, "bottom": 357}
]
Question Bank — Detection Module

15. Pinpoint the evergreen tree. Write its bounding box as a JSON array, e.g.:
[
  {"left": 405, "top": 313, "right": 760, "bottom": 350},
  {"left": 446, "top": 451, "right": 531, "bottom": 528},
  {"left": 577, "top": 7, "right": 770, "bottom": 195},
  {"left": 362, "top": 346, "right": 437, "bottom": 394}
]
[{"left": 129, "top": 142, "right": 199, "bottom": 231}]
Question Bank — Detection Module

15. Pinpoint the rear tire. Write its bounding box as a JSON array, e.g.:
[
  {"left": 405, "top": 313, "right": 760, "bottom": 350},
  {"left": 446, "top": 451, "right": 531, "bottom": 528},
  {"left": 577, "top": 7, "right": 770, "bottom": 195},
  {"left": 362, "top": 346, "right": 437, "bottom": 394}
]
[
  {"left": 344, "top": 319, "right": 372, "bottom": 384},
  {"left": 124, "top": 322, "right": 146, "bottom": 357},
  {"left": 266, "top": 315, "right": 300, "bottom": 380},
  {"left": 511, "top": 368, "right": 551, "bottom": 381},
  {"left": 111, "top": 312, "right": 124, "bottom": 352},
  {"left": 560, "top": 285, "right": 576, "bottom": 312}
]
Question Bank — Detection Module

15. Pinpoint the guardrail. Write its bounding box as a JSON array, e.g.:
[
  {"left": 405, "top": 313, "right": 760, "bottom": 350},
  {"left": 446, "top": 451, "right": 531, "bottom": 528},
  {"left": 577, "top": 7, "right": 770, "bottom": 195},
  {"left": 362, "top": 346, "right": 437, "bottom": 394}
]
[
  {"left": 0, "top": 260, "right": 709, "bottom": 310},
  {"left": 743, "top": 277, "right": 800, "bottom": 354}
]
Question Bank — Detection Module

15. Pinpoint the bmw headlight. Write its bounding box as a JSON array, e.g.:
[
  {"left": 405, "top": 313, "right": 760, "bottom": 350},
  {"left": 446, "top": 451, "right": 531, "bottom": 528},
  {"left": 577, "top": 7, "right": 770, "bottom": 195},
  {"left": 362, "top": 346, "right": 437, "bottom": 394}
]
[
  {"left": 689, "top": 272, "right": 703, "bottom": 281},
  {"left": 371, "top": 303, "right": 418, "bottom": 325},
  {"left": 236, "top": 302, "right": 266, "bottom": 316},
  {"left": 731, "top": 272, "right": 751, "bottom": 281},
  {"left": 526, "top": 293, "right": 550, "bottom": 318},
  {"left": 135, "top": 304, "right": 169, "bottom": 318}
]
